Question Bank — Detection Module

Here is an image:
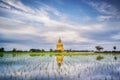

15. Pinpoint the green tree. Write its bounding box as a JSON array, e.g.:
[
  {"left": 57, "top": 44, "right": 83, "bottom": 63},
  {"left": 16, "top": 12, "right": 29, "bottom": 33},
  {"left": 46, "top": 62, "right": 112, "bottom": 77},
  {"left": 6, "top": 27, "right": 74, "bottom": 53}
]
[
  {"left": 49, "top": 49, "right": 53, "bottom": 52},
  {"left": 0, "top": 47, "right": 4, "bottom": 57},
  {"left": 41, "top": 49, "right": 45, "bottom": 52},
  {"left": 0, "top": 47, "right": 4, "bottom": 52},
  {"left": 12, "top": 48, "right": 16, "bottom": 52},
  {"left": 95, "top": 46, "right": 103, "bottom": 52}
]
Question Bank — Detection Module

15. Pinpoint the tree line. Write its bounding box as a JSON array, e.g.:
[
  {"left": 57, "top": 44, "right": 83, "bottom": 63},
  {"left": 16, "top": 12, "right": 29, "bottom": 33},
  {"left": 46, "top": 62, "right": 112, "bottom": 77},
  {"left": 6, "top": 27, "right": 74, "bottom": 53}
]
[
  {"left": 95, "top": 46, "right": 117, "bottom": 52},
  {"left": 0, "top": 46, "right": 119, "bottom": 53}
]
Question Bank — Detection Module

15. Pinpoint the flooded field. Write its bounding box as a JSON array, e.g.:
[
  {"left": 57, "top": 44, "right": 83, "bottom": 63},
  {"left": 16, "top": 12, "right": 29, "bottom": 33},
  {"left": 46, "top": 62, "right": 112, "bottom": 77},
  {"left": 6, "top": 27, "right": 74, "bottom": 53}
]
[{"left": 0, "top": 54, "right": 120, "bottom": 80}]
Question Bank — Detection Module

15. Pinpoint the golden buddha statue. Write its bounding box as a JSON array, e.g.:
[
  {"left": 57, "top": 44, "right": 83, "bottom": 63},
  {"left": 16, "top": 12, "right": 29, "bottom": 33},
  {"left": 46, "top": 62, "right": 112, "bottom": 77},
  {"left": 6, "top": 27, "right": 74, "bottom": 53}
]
[
  {"left": 56, "top": 38, "right": 64, "bottom": 52},
  {"left": 56, "top": 55, "right": 64, "bottom": 68}
]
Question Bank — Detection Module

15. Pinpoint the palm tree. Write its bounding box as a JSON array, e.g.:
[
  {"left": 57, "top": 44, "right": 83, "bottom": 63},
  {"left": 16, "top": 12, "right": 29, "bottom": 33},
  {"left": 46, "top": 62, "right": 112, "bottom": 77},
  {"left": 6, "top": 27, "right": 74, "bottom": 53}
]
[{"left": 113, "top": 46, "right": 116, "bottom": 51}]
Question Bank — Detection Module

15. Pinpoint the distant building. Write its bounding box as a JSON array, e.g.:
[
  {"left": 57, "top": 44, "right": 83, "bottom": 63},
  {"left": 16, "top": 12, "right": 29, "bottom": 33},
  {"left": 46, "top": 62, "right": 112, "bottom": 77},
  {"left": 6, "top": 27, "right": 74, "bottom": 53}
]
[{"left": 56, "top": 38, "right": 64, "bottom": 52}]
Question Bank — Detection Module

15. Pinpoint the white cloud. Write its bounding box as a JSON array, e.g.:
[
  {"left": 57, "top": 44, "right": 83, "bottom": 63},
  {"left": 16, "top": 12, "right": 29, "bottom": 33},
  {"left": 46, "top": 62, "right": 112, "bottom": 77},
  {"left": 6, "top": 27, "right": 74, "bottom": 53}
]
[
  {"left": 111, "top": 33, "right": 120, "bottom": 40},
  {"left": 41, "top": 30, "right": 90, "bottom": 43},
  {"left": 88, "top": 1, "right": 118, "bottom": 15},
  {"left": 86, "top": 1, "right": 120, "bottom": 21},
  {"left": 97, "top": 16, "right": 113, "bottom": 21},
  {"left": 0, "top": 43, "right": 32, "bottom": 50},
  {"left": 0, "top": 0, "right": 96, "bottom": 43},
  {"left": 0, "top": 1, "right": 69, "bottom": 28},
  {"left": 0, "top": 0, "right": 120, "bottom": 50},
  {"left": 0, "top": 2, "right": 11, "bottom": 9},
  {"left": 1, "top": 0, "right": 32, "bottom": 12}
]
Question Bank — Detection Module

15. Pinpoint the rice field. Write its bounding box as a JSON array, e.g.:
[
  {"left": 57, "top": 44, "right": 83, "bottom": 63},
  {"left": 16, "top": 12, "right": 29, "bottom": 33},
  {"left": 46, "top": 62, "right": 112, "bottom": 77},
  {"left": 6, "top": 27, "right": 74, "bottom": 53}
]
[{"left": 0, "top": 53, "right": 120, "bottom": 80}]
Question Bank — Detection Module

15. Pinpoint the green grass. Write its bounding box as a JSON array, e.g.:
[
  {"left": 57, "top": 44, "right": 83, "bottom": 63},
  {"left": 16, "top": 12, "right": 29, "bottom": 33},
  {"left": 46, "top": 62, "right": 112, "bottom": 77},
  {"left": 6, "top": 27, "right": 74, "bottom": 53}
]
[
  {"left": 25, "top": 52, "right": 120, "bottom": 56},
  {"left": 30, "top": 53, "right": 45, "bottom": 56},
  {"left": 0, "top": 51, "right": 120, "bottom": 56}
]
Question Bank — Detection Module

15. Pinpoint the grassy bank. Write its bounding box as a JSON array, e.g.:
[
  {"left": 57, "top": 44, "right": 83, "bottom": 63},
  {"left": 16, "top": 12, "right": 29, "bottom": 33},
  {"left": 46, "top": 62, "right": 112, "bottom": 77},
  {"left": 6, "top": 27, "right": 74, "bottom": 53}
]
[{"left": 0, "top": 51, "right": 120, "bottom": 56}]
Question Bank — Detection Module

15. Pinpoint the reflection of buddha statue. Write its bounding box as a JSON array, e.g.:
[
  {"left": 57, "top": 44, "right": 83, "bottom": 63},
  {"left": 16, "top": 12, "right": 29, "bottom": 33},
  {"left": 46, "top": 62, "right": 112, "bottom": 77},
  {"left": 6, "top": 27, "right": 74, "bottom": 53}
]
[
  {"left": 56, "top": 55, "right": 64, "bottom": 68},
  {"left": 56, "top": 38, "right": 64, "bottom": 52}
]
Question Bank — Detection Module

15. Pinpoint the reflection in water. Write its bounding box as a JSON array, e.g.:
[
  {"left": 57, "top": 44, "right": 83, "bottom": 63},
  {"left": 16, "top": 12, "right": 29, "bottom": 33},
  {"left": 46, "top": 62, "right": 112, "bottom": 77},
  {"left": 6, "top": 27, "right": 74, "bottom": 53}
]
[{"left": 56, "top": 55, "right": 64, "bottom": 68}]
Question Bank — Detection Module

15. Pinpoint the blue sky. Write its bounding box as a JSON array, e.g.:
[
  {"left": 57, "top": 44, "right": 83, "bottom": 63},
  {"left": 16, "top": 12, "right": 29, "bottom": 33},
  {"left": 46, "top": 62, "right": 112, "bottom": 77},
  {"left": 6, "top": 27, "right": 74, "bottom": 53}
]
[{"left": 0, "top": 0, "right": 120, "bottom": 51}]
